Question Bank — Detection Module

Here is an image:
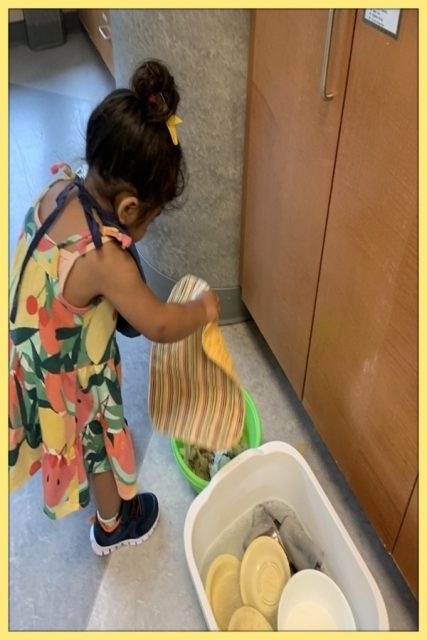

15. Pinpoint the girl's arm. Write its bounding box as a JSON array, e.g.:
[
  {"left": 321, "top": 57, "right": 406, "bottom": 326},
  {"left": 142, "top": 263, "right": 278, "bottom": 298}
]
[{"left": 73, "top": 240, "right": 219, "bottom": 343}]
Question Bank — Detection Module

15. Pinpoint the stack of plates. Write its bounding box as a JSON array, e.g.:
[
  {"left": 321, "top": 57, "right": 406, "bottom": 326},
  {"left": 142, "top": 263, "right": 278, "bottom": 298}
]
[
  {"left": 204, "top": 554, "right": 243, "bottom": 631},
  {"left": 205, "top": 536, "right": 291, "bottom": 630}
]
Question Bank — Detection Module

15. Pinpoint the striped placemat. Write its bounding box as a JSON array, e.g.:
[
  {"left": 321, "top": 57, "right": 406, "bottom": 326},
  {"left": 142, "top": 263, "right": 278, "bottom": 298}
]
[{"left": 148, "top": 275, "right": 245, "bottom": 450}]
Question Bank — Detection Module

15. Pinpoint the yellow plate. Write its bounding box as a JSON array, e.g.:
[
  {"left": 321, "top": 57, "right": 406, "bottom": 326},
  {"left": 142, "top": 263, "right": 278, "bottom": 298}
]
[
  {"left": 240, "top": 536, "right": 291, "bottom": 624},
  {"left": 205, "top": 554, "right": 243, "bottom": 630},
  {"left": 228, "top": 606, "right": 274, "bottom": 631}
]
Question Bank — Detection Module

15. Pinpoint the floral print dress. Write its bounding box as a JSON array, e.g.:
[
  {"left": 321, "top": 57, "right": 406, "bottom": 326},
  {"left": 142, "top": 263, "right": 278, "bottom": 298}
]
[{"left": 9, "top": 180, "right": 138, "bottom": 519}]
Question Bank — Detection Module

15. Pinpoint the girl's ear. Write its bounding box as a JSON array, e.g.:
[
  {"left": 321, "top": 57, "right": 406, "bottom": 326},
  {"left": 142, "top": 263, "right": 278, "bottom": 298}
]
[{"left": 115, "top": 193, "right": 140, "bottom": 226}]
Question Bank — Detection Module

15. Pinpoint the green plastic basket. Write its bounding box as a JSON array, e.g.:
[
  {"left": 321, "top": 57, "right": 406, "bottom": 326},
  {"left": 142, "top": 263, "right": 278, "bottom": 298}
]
[{"left": 170, "top": 388, "right": 262, "bottom": 492}]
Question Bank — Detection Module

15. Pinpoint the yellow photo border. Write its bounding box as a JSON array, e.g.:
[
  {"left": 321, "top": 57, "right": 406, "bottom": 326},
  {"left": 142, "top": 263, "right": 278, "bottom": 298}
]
[{"left": 2, "top": 2, "right": 424, "bottom": 639}]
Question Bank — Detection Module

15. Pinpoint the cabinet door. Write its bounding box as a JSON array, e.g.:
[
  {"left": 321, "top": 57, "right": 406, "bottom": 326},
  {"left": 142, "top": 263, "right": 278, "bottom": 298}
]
[
  {"left": 303, "top": 10, "right": 418, "bottom": 551},
  {"left": 240, "top": 9, "right": 356, "bottom": 397},
  {"left": 79, "top": 9, "right": 114, "bottom": 76},
  {"left": 393, "top": 478, "right": 418, "bottom": 598}
]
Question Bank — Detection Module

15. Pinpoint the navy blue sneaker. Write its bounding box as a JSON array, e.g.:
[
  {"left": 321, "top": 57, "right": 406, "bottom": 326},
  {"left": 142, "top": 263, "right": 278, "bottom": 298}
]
[{"left": 90, "top": 493, "right": 159, "bottom": 556}]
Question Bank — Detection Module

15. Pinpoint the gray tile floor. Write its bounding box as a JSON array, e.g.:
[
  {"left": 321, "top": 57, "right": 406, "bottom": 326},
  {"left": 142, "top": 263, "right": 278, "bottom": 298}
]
[{"left": 9, "top": 26, "right": 418, "bottom": 632}]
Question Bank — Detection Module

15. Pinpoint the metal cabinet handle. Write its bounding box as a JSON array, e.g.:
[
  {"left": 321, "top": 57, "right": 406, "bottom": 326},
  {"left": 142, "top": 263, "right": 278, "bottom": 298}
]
[
  {"left": 98, "top": 24, "right": 112, "bottom": 41},
  {"left": 320, "top": 9, "right": 335, "bottom": 101}
]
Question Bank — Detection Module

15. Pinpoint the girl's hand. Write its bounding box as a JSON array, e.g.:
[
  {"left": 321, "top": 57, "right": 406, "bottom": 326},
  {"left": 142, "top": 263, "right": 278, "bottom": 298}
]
[{"left": 198, "top": 290, "right": 221, "bottom": 323}]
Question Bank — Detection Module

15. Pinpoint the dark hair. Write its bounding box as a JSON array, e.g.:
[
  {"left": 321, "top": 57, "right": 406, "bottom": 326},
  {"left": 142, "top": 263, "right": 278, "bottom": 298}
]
[{"left": 85, "top": 59, "right": 185, "bottom": 218}]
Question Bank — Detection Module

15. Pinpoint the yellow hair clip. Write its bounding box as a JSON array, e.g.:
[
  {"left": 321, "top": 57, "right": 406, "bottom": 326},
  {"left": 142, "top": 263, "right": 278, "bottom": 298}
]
[{"left": 166, "top": 114, "right": 183, "bottom": 145}]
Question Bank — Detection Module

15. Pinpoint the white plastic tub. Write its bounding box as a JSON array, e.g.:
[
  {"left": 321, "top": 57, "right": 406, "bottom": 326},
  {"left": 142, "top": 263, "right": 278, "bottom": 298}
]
[{"left": 184, "top": 441, "right": 389, "bottom": 631}]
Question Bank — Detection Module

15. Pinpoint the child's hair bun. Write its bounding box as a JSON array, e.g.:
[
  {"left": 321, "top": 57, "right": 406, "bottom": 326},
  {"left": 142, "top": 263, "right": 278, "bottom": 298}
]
[{"left": 131, "top": 59, "right": 180, "bottom": 123}]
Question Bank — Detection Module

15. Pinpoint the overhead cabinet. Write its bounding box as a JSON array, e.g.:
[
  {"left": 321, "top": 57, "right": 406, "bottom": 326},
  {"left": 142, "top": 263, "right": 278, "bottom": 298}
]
[{"left": 240, "top": 9, "right": 418, "bottom": 595}]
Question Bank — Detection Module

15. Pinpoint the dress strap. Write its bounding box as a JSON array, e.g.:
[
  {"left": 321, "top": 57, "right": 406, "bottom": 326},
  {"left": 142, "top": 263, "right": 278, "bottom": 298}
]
[
  {"left": 10, "top": 180, "right": 76, "bottom": 323},
  {"left": 58, "top": 235, "right": 114, "bottom": 299},
  {"left": 10, "top": 174, "right": 145, "bottom": 339}
]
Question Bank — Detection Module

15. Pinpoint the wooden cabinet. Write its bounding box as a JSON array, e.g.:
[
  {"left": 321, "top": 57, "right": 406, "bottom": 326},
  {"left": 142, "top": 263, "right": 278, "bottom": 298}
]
[
  {"left": 241, "top": 9, "right": 418, "bottom": 594},
  {"left": 79, "top": 9, "right": 114, "bottom": 77},
  {"left": 241, "top": 10, "right": 356, "bottom": 397},
  {"left": 303, "top": 9, "right": 417, "bottom": 552}
]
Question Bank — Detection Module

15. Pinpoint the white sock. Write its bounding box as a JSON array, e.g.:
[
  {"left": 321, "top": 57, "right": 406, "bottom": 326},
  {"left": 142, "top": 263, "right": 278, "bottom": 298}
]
[{"left": 97, "top": 510, "right": 120, "bottom": 532}]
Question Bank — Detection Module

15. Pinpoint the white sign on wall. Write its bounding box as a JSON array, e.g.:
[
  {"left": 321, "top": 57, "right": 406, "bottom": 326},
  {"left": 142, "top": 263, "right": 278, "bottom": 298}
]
[{"left": 363, "top": 9, "right": 402, "bottom": 38}]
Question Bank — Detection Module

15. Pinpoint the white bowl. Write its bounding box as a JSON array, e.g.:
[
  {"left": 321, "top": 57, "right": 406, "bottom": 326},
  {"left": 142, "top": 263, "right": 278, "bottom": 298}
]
[{"left": 277, "top": 569, "right": 356, "bottom": 631}]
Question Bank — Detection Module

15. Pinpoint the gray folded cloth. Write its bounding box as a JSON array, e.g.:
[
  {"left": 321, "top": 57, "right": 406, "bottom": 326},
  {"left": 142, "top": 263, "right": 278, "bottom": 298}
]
[
  {"left": 243, "top": 504, "right": 283, "bottom": 550},
  {"left": 243, "top": 503, "right": 324, "bottom": 572},
  {"left": 275, "top": 504, "right": 324, "bottom": 571}
]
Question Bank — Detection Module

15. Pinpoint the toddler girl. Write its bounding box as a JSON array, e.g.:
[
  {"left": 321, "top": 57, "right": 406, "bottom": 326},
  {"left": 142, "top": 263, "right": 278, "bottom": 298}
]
[{"left": 9, "top": 59, "right": 219, "bottom": 556}]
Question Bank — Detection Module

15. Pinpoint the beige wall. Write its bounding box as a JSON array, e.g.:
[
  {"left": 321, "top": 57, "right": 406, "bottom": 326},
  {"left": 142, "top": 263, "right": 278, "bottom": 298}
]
[
  {"left": 9, "top": 8, "right": 76, "bottom": 22},
  {"left": 9, "top": 9, "right": 24, "bottom": 22}
]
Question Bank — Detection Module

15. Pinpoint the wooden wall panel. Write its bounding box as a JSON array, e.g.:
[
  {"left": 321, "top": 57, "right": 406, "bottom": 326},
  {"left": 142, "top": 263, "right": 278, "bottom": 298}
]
[{"left": 303, "top": 10, "right": 418, "bottom": 549}]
